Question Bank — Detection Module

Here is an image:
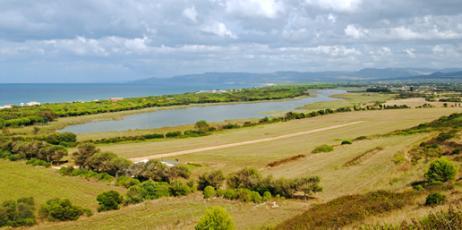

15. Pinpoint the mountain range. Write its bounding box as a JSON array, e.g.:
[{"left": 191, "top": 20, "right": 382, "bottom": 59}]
[{"left": 135, "top": 68, "right": 462, "bottom": 85}]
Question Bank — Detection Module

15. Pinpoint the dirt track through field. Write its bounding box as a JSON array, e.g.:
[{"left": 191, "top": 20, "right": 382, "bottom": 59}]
[{"left": 130, "top": 121, "right": 364, "bottom": 162}]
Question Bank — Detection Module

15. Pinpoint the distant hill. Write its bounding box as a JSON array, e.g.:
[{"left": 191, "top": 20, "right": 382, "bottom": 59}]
[{"left": 134, "top": 68, "right": 462, "bottom": 85}]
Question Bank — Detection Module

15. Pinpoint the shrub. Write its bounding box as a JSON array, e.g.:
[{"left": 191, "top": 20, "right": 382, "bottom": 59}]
[
  {"left": 26, "top": 158, "right": 51, "bottom": 167},
  {"left": 96, "top": 191, "right": 123, "bottom": 212},
  {"left": 165, "top": 131, "right": 182, "bottom": 138},
  {"left": 39, "top": 198, "right": 91, "bottom": 221},
  {"left": 169, "top": 180, "right": 192, "bottom": 196},
  {"left": 220, "top": 189, "right": 239, "bottom": 200},
  {"left": 194, "top": 120, "right": 210, "bottom": 132},
  {"left": 125, "top": 185, "right": 145, "bottom": 204},
  {"left": 195, "top": 207, "right": 234, "bottom": 230},
  {"left": 115, "top": 176, "right": 140, "bottom": 188},
  {"left": 425, "top": 193, "right": 446, "bottom": 206},
  {"left": 312, "top": 144, "right": 334, "bottom": 153},
  {"left": 425, "top": 157, "right": 458, "bottom": 183},
  {"left": 198, "top": 170, "right": 225, "bottom": 190},
  {"left": 227, "top": 167, "right": 262, "bottom": 190},
  {"left": 139, "top": 180, "right": 171, "bottom": 199},
  {"left": 203, "top": 186, "right": 216, "bottom": 199},
  {"left": 0, "top": 197, "right": 36, "bottom": 227},
  {"left": 341, "top": 140, "right": 352, "bottom": 145},
  {"left": 263, "top": 191, "right": 272, "bottom": 201}
]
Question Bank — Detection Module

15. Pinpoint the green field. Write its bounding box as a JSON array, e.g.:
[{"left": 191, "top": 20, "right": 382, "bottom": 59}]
[{"left": 0, "top": 160, "right": 124, "bottom": 210}]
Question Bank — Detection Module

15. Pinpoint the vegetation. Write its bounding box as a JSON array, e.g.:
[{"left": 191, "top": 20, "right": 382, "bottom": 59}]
[
  {"left": 96, "top": 191, "right": 123, "bottom": 212},
  {"left": 425, "top": 157, "right": 458, "bottom": 183},
  {"left": 0, "top": 197, "right": 36, "bottom": 227},
  {"left": 278, "top": 190, "right": 416, "bottom": 229},
  {"left": 198, "top": 170, "right": 226, "bottom": 190},
  {"left": 40, "top": 198, "right": 92, "bottom": 221},
  {"left": 425, "top": 193, "right": 446, "bottom": 206},
  {"left": 312, "top": 144, "right": 334, "bottom": 153},
  {"left": 203, "top": 186, "right": 216, "bottom": 199},
  {"left": 266, "top": 154, "right": 306, "bottom": 168},
  {"left": 195, "top": 207, "right": 234, "bottom": 230}
]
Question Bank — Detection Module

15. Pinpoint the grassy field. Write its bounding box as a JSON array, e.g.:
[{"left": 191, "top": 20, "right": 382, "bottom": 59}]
[
  {"left": 0, "top": 160, "right": 124, "bottom": 210},
  {"left": 31, "top": 107, "right": 462, "bottom": 229},
  {"left": 33, "top": 194, "right": 308, "bottom": 230}
]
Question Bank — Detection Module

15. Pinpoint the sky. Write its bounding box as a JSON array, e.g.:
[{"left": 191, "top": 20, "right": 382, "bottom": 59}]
[{"left": 0, "top": 0, "right": 461, "bottom": 83}]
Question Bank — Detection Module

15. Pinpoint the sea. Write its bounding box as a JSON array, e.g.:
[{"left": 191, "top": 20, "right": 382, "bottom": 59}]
[{"left": 0, "top": 83, "right": 257, "bottom": 106}]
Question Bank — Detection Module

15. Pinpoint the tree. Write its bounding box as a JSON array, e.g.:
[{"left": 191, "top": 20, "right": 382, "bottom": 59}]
[
  {"left": 73, "top": 143, "right": 98, "bottom": 167},
  {"left": 425, "top": 157, "right": 458, "bottom": 183},
  {"left": 227, "top": 168, "right": 262, "bottom": 190},
  {"left": 130, "top": 160, "right": 170, "bottom": 182},
  {"left": 39, "top": 145, "right": 68, "bottom": 163},
  {"left": 195, "top": 207, "right": 234, "bottom": 230},
  {"left": 294, "top": 176, "right": 323, "bottom": 198},
  {"left": 195, "top": 120, "right": 210, "bottom": 132},
  {"left": 0, "top": 197, "right": 36, "bottom": 227},
  {"left": 96, "top": 191, "right": 123, "bottom": 212},
  {"left": 39, "top": 198, "right": 90, "bottom": 221},
  {"left": 198, "top": 170, "right": 225, "bottom": 190}
]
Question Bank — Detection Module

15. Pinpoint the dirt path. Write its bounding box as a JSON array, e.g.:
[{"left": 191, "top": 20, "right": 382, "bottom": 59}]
[{"left": 130, "top": 121, "right": 364, "bottom": 162}]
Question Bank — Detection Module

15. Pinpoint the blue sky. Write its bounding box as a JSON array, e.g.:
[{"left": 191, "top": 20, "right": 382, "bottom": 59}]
[{"left": 0, "top": 0, "right": 461, "bottom": 83}]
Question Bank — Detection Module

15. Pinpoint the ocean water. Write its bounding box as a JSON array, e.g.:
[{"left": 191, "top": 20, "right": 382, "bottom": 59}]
[
  {"left": 0, "top": 83, "right": 256, "bottom": 105},
  {"left": 62, "top": 89, "right": 346, "bottom": 133}
]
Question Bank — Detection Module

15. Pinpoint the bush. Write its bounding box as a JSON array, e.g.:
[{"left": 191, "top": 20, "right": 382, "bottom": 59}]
[
  {"left": 115, "top": 176, "right": 140, "bottom": 188},
  {"left": 139, "top": 180, "right": 171, "bottom": 199},
  {"left": 169, "top": 180, "right": 192, "bottom": 196},
  {"left": 312, "top": 144, "right": 334, "bottom": 153},
  {"left": 0, "top": 197, "right": 36, "bottom": 227},
  {"left": 263, "top": 191, "right": 272, "bottom": 201},
  {"left": 425, "top": 193, "right": 446, "bottom": 206},
  {"left": 96, "top": 191, "right": 123, "bottom": 212},
  {"left": 341, "top": 140, "right": 352, "bottom": 145},
  {"left": 165, "top": 131, "right": 182, "bottom": 138},
  {"left": 26, "top": 158, "right": 51, "bottom": 167},
  {"left": 425, "top": 157, "right": 458, "bottom": 183},
  {"left": 195, "top": 207, "right": 234, "bottom": 230},
  {"left": 39, "top": 198, "right": 91, "bottom": 221},
  {"left": 198, "top": 170, "right": 225, "bottom": 190},
  {"left": 203, "top": 186, "right": 216, "bottom": 199},
  {"left": 227, "top": 167, "right": 262, "bottom": 190}
]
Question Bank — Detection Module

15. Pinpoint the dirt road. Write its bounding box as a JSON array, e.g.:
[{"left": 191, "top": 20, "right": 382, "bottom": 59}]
[{"left": 130, "top": 121, "right": 364, "bottom": 162}]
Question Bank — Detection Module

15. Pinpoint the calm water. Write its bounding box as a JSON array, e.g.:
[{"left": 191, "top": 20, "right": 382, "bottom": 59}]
[
  {"left": 0, "top": 83, "right": 256, "bottom": 105},
  {"left": 62, "top": 89, "right": 346, "bottom": 134}
]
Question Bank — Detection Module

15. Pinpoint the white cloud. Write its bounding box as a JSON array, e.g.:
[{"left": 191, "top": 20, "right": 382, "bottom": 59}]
[
  {"left": 403, "top": 48, "right": 416, "bottom": 58},
  {"left": 225, "top": 0, "right": 283, "bottom": 18},
  {"left": 182, "top": 6, "right": 198, "bottom": 22},
  {"left": 344, "top": 24, "right": 367, "bottom": 39},
  {"left": 201, "top": 22, "right": 237, "bottom": 39},
  {"left": 305, "top": 0, "right": 362, "bottom": 12},
  {"left": 327, "top": 14, "right": 336, "bottom": 23}
]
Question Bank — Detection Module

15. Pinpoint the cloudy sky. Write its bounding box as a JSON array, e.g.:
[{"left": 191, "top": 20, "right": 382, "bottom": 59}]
[{"left": 0, "top": 0, "right": 461, "bottom": 82}]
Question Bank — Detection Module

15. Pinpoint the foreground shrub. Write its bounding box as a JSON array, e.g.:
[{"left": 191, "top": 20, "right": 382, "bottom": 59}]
[
  {"left": 0, "top": 197, "right": 36, "bottom": 227},
  {"left": 203, "top": 186, "right": 216, "bottom": 199},
  {"left": 425, "top": 157, "right": 458, "bottom": 183},
  {"left": 312, "top": 144, "right": 334, "bottom": 153},
  {"left": 39, "top": 198, "right": 91, "bottom": 221},
  {"left": 425, "top": 193, "right": 446, "bottom": 206},
  {"left": 96, "top": 191, "right": 123, "bottom": 212},
  {"left": 195, "top": 207, "right": 234, "bottom": 230}
]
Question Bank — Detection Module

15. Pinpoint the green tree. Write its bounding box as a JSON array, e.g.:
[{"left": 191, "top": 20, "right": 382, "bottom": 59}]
[
  {"left": 96, "top": 191, "right": 123, "bottom": 212},
  {"left": 425, "top": 157, "right": 458, "bottom": 182},
  {"left": 73, "top": 143, "right": 98, "bottom": 167},
  {"left": 195, "top": 207, "right": 234, "bottom": 230}
]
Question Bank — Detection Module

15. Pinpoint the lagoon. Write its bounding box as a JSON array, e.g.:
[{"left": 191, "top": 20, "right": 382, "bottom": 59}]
[{"left": 62, "top": 89, "right": 345, "bottom": 134}]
